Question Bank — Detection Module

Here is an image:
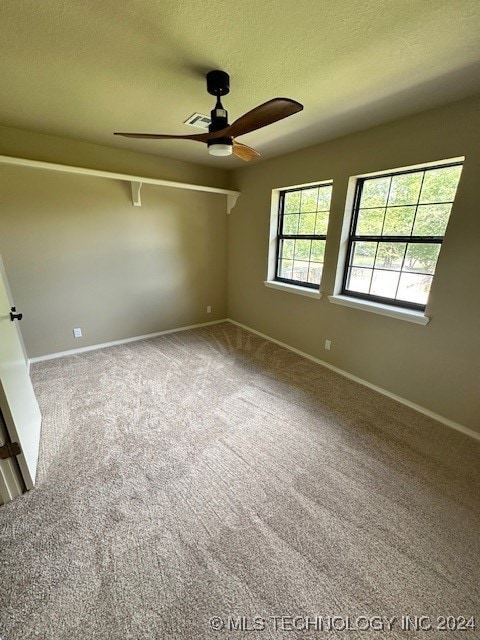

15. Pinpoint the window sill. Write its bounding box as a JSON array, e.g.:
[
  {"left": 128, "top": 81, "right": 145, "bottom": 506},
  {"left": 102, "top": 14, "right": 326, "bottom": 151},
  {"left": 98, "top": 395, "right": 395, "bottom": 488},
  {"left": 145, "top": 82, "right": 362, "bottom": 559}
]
[
  {"left": 328, "top": 295, "right": 430, "bottom": 325},
  {"left": 264, "top": 280, "right": 322, "bottom": 299}
]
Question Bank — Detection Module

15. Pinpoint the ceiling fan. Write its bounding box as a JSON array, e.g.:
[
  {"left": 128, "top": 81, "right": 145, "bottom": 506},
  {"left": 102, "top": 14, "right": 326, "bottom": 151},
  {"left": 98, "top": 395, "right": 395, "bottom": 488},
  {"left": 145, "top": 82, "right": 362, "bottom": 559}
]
[{"left": 114, "top": 70, "right": 303, "bottom": 161}]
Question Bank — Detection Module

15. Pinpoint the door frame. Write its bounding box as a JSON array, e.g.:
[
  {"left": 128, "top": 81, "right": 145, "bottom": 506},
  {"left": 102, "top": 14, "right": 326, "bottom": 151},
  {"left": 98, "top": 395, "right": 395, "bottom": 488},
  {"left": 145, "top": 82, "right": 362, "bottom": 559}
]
[{"left": 0, "top": 404, "right": 24, "bottom": 504}]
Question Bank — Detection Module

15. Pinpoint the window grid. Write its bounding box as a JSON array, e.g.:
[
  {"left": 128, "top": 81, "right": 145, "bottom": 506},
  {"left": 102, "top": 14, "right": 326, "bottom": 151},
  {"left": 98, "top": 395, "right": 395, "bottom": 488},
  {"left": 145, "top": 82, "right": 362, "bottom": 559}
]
[
  {"left": 275, "top": 183, "right": 332, "bottom": 289},
  {"left": 342, "top": 162, "right": 462, "bottom": 310}
]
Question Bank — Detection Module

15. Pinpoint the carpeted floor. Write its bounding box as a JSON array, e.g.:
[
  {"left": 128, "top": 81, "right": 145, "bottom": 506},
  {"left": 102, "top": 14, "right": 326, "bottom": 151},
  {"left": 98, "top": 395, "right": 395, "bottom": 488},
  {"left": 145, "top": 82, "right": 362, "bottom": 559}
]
[{"left": 0, "top": 322, "right": 479, "bottom": 639}]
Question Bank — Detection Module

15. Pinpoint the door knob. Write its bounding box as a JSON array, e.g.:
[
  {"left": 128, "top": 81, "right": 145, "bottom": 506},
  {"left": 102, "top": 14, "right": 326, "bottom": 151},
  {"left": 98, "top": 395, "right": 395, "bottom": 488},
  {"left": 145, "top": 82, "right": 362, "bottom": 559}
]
[{"left": 10, "top": 307, "right": 23, "bottom": 321}]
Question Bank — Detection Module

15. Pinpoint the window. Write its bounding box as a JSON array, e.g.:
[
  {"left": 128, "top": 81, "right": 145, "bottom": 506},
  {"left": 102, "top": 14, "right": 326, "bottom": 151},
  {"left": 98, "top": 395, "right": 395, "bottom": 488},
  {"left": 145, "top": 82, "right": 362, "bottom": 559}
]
[
  {"left": 342, "top": 161, "right": 463, "bottom": 310},
  {"left": 275, "top": 183, "right": 332, "bottom": 289}
]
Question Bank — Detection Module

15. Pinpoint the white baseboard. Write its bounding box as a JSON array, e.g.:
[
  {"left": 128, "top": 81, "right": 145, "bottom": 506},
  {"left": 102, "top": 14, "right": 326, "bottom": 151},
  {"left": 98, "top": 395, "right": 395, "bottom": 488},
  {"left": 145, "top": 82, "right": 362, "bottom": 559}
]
[
  {"left": 28, "top": 319, "right": 227, "bottom": 364},
  {"left": 226, "top": 318, "right": 480, "bottom": 443}
]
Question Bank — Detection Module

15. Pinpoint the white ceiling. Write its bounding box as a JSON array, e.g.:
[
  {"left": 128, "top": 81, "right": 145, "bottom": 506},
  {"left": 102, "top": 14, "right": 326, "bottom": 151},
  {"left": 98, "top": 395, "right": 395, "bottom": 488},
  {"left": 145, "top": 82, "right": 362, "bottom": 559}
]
[{"left": 1, "top": 0, "right": 480, "bottom": 167}]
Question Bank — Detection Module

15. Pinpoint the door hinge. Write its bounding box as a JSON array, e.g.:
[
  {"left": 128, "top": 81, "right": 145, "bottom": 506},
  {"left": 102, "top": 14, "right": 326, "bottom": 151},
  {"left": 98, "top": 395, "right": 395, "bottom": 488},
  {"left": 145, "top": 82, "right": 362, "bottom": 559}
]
[{"left": 0, "top": 441, "right": 21, "bottom": 459}]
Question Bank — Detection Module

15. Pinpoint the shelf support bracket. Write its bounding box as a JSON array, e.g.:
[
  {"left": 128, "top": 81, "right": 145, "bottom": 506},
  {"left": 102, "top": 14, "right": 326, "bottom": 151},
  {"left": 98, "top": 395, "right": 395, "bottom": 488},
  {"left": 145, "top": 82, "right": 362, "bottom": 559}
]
[
  {"left": 131, "top": 181, "right": 143, "bottom": 207},
  {"left": 227, "top": 193, "right": 240, "bottom": 214}
]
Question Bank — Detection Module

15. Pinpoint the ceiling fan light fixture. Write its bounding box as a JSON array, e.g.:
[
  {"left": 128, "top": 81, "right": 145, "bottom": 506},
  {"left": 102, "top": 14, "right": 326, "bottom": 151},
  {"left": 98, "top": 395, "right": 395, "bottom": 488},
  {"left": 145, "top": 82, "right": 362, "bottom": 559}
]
[{"left": 207, "top": 138, "right": 233, "bottom": 156}]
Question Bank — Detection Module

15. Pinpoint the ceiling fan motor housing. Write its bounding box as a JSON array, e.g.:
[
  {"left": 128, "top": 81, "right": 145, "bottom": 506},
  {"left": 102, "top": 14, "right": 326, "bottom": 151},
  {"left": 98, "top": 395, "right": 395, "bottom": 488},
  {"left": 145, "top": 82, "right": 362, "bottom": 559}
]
[
  {"left": 207, "top": 136, "right": 232, "bottom": 148},
  {"left": 206, "top": 70, "right": 232, "bottom": 155},
  {"left": 209, "top": 105, "right": 228, "bottom": 132},
  {"left": 207, "top": 70, "right": 230, "bottom": 135}
]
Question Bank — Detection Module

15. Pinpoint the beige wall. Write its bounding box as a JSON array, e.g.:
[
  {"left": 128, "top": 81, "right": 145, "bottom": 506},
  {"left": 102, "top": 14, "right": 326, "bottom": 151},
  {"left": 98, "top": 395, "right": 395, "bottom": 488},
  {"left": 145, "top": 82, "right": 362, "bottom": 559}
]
[
  {"left": 228, "top": 94, "right": 480, "bottom": 433},
  {"left": 0, "top": 129, "right": 229, "bottom": 358}
]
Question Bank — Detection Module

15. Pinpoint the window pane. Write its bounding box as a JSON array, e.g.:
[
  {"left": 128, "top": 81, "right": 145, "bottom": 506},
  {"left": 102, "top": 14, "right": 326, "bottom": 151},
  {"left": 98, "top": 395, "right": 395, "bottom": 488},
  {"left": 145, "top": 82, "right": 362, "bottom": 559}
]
[
  {"left": 343, "top": 162, "right": 462, "bottom": 308},
  {"left": 370, "top": 269, "right": 400, "bottom": 298},
  {"left": 318, "top": 185, "right": 332, "bottom": 210},
  {"left": 282, "top": 214, "right": 298, "bottom": 234},
  {"left": 419, "top": 165, "right": 462, "bottom": 204},
  {"left": 279, "top": 259, "right": 293, "bottom": 279},
  {"left": 310, "top": 239, "right": 325, "bottom": 263},
  {"left": 292, "top": 261, "right": 310, "bottom": 282},
  {"left": 298, "top": 212, "right": 316, "bottom": 234},
  {"left": 403, "top": 243, "right": 440, "bottom": 275},
  {"left": 315, "top": 211, "right": 329, "bottom": 235},
  {"left": 351, "top": 241, "right": 376, "bottom": 267},
  {"left": 360, "top": 177, "right": 390, "bottom": 208},
  {"left": 280, "top": 238, "right": 295, "bottom": 259},
  {"left": 276, "top": 183, "right": 332, "bottom": 290},
  {"left": 356, "top": 208, "right": 384, "bottom": 235},
  {"left": 388, "top": 172, "right": 423, "bottom": 205},
  {"left": 397, "top": 273, "right": 432, "bottom": 305},
  {"left": 294, "top": 239, "right": 311, "bottom": 260},
  {"left": 300, "top": 188, "right": 318, "bottom": 212},
  {"left": 347, "top": 267, "right": 372, "bottom": 293},
  {"left": 383, "top": 206, "right": 415, "bottom": 235},
  {"left": 284, "top": 191, "right": 301, "bottom": 213},
  {"left": 413, "top": 204, "right": 451, "bottom": 236},
  {"left": 375, "top": 242, "right": 406, "bottom": 270},
  {"left": 308, "top": 264, "right": 323, "bottom": 285}
]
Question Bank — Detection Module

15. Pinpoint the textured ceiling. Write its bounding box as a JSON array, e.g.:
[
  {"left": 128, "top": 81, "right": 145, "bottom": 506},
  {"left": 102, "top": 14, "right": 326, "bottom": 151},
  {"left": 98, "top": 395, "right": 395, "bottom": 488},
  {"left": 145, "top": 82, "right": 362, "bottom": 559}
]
[{"left": 1, "top": 0, "right": 480, "bottom": 167}]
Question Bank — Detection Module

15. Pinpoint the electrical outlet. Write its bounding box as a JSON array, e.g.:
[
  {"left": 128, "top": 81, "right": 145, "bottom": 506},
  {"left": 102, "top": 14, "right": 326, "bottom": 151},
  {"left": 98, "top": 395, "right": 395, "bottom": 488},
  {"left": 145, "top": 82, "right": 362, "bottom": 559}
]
[
  {"left": 206, "top": 306, "right": 212, "bottom": 314},
  {"left": 73, "top": 327, "right": 83, "bottom": 338},
  {"left": 325, "top": 339, "right": 331, "bottom": 350}
]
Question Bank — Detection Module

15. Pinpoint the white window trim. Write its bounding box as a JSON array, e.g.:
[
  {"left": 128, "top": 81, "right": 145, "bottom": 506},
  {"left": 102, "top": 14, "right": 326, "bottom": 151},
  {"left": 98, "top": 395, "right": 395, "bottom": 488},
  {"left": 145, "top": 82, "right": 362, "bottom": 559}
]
[
  {"left": 328, "top": 295, "right": 429, "bottom": 324},
  {"left": 355, "top": 156, "right": 464, "bottom": 179},
  {"left": 264, "top": 280, "right": 322, "bottom": 299}
]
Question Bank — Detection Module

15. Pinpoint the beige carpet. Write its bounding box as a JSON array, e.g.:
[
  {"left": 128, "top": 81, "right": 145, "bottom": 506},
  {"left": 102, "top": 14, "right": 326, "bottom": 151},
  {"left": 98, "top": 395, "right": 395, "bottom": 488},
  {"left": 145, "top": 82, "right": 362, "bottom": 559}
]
[{"left": 1, "top": 322, "right": 479, "bottom": 639}]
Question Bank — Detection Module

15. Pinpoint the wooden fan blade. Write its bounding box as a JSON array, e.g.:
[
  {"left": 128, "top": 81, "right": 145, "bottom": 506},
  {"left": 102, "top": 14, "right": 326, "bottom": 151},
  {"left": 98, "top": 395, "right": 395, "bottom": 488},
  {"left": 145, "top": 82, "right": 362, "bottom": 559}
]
[
  {"left": 225, "top": 98, "right": 303, "bottom": 139},
  {"left": 114, "top": 131, "right": 211, "bottom": 142},
  {"left": 232, "top": 141, "right": 261, "bottom": 162},
  {"left": 114, "top": 97, "right": 303, "bottom": 147}
]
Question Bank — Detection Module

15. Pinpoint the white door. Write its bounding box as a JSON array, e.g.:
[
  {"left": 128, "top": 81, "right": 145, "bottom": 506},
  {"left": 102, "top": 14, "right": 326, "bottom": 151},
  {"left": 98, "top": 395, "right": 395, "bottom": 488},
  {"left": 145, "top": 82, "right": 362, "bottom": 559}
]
[{"left": 0, "top": 254, "right": 41, "bottom": 496}]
